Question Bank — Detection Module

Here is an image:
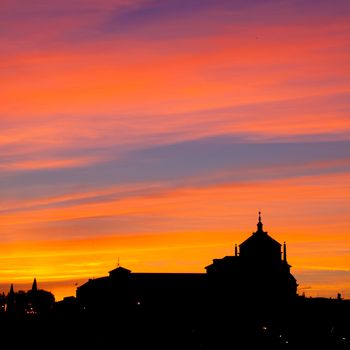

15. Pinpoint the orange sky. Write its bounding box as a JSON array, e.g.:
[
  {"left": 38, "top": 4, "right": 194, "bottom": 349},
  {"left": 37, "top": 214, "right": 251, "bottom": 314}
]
[{"left": 1, "top": 0, "right": 350, "bottom": 301}]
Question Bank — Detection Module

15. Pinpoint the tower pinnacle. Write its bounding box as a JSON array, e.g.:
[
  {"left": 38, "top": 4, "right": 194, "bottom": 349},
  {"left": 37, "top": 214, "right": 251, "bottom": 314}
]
[
  {"left": 32, "top": 278, "right": 37, "bottom": 292},
  {"left": 257, "top": 210, "right": 264, "bottom": 233}
]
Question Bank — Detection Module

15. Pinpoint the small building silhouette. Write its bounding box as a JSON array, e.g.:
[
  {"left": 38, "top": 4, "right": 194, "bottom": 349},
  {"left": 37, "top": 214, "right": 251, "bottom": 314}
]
[{"left": 5, "top": 279, "right": 55, "bottom": 316}]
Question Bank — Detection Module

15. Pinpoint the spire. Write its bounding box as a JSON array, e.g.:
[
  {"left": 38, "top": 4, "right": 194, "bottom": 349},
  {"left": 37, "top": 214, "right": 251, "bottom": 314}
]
[
  {"left": 257, "top": 210, "right": 264, "bottom": 233},
  {"left": 32, "top": 278, "right": 37, "bottom": 292},
  {"left": 9, "top": 284, "right": 14, "bottom": 297},
  {"left": 283, "top": 241, "right": 287, "bottom": 262},
  {"left": 6, "top": 284, "right": 15, "bottom": 314}
]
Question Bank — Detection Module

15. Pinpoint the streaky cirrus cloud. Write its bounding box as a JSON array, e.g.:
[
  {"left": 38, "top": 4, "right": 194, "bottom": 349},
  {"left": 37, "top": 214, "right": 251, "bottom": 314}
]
[{"left": 2, "top": 0, "right": 350, "bottom": 118}]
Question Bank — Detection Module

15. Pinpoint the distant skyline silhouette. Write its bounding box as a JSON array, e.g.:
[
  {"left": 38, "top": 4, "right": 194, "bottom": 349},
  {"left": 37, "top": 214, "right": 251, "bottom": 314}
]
[
  {"left": 1, "top": 213, "right": 350, "bottom": 349},
  {"left": 2, "top": 213, "right": 347, "bottom": 304}
]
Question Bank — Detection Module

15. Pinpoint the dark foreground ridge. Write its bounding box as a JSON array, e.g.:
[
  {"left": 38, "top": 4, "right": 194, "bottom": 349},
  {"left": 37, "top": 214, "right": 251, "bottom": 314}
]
[{"left": 1, "top": 214, "right": 349, "bottom": 349}]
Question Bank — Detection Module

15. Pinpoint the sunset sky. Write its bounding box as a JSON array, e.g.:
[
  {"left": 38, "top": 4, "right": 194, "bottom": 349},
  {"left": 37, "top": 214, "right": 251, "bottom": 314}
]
[{"left": 1, "top": 0, "right": 350, "bottom": 301}]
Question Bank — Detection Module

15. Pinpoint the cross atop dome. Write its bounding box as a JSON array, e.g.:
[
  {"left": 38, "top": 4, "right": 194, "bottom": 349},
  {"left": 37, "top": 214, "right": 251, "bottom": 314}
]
[{"left": 257, "top": 210, "right": 264, "bottom": 233}]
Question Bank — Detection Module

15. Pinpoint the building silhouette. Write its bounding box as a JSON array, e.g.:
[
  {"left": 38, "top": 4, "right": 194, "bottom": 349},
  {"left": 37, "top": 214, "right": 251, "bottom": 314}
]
[
  {"left": 206, "top": 212, "right": 297, "bottom": 308},
  {"left": 4, "top": 279, "right": 55, "bottom": 316},
  {"left": 77, "top": 213, "right": 297, "bottom": 315}
]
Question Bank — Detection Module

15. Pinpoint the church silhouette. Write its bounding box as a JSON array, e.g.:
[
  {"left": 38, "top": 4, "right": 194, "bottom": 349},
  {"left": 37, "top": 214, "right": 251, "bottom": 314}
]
[
  {"left": 206, "top": 212, "right": 297, "bottom": 306},
  {"left": 77, "top": 212, "right": 297, "bottom": 315}
]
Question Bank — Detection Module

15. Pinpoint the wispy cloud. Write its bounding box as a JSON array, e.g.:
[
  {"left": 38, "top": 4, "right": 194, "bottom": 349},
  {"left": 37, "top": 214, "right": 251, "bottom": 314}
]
[{"left": 0, "top": 156, "right": 104, "bottom": 171}]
